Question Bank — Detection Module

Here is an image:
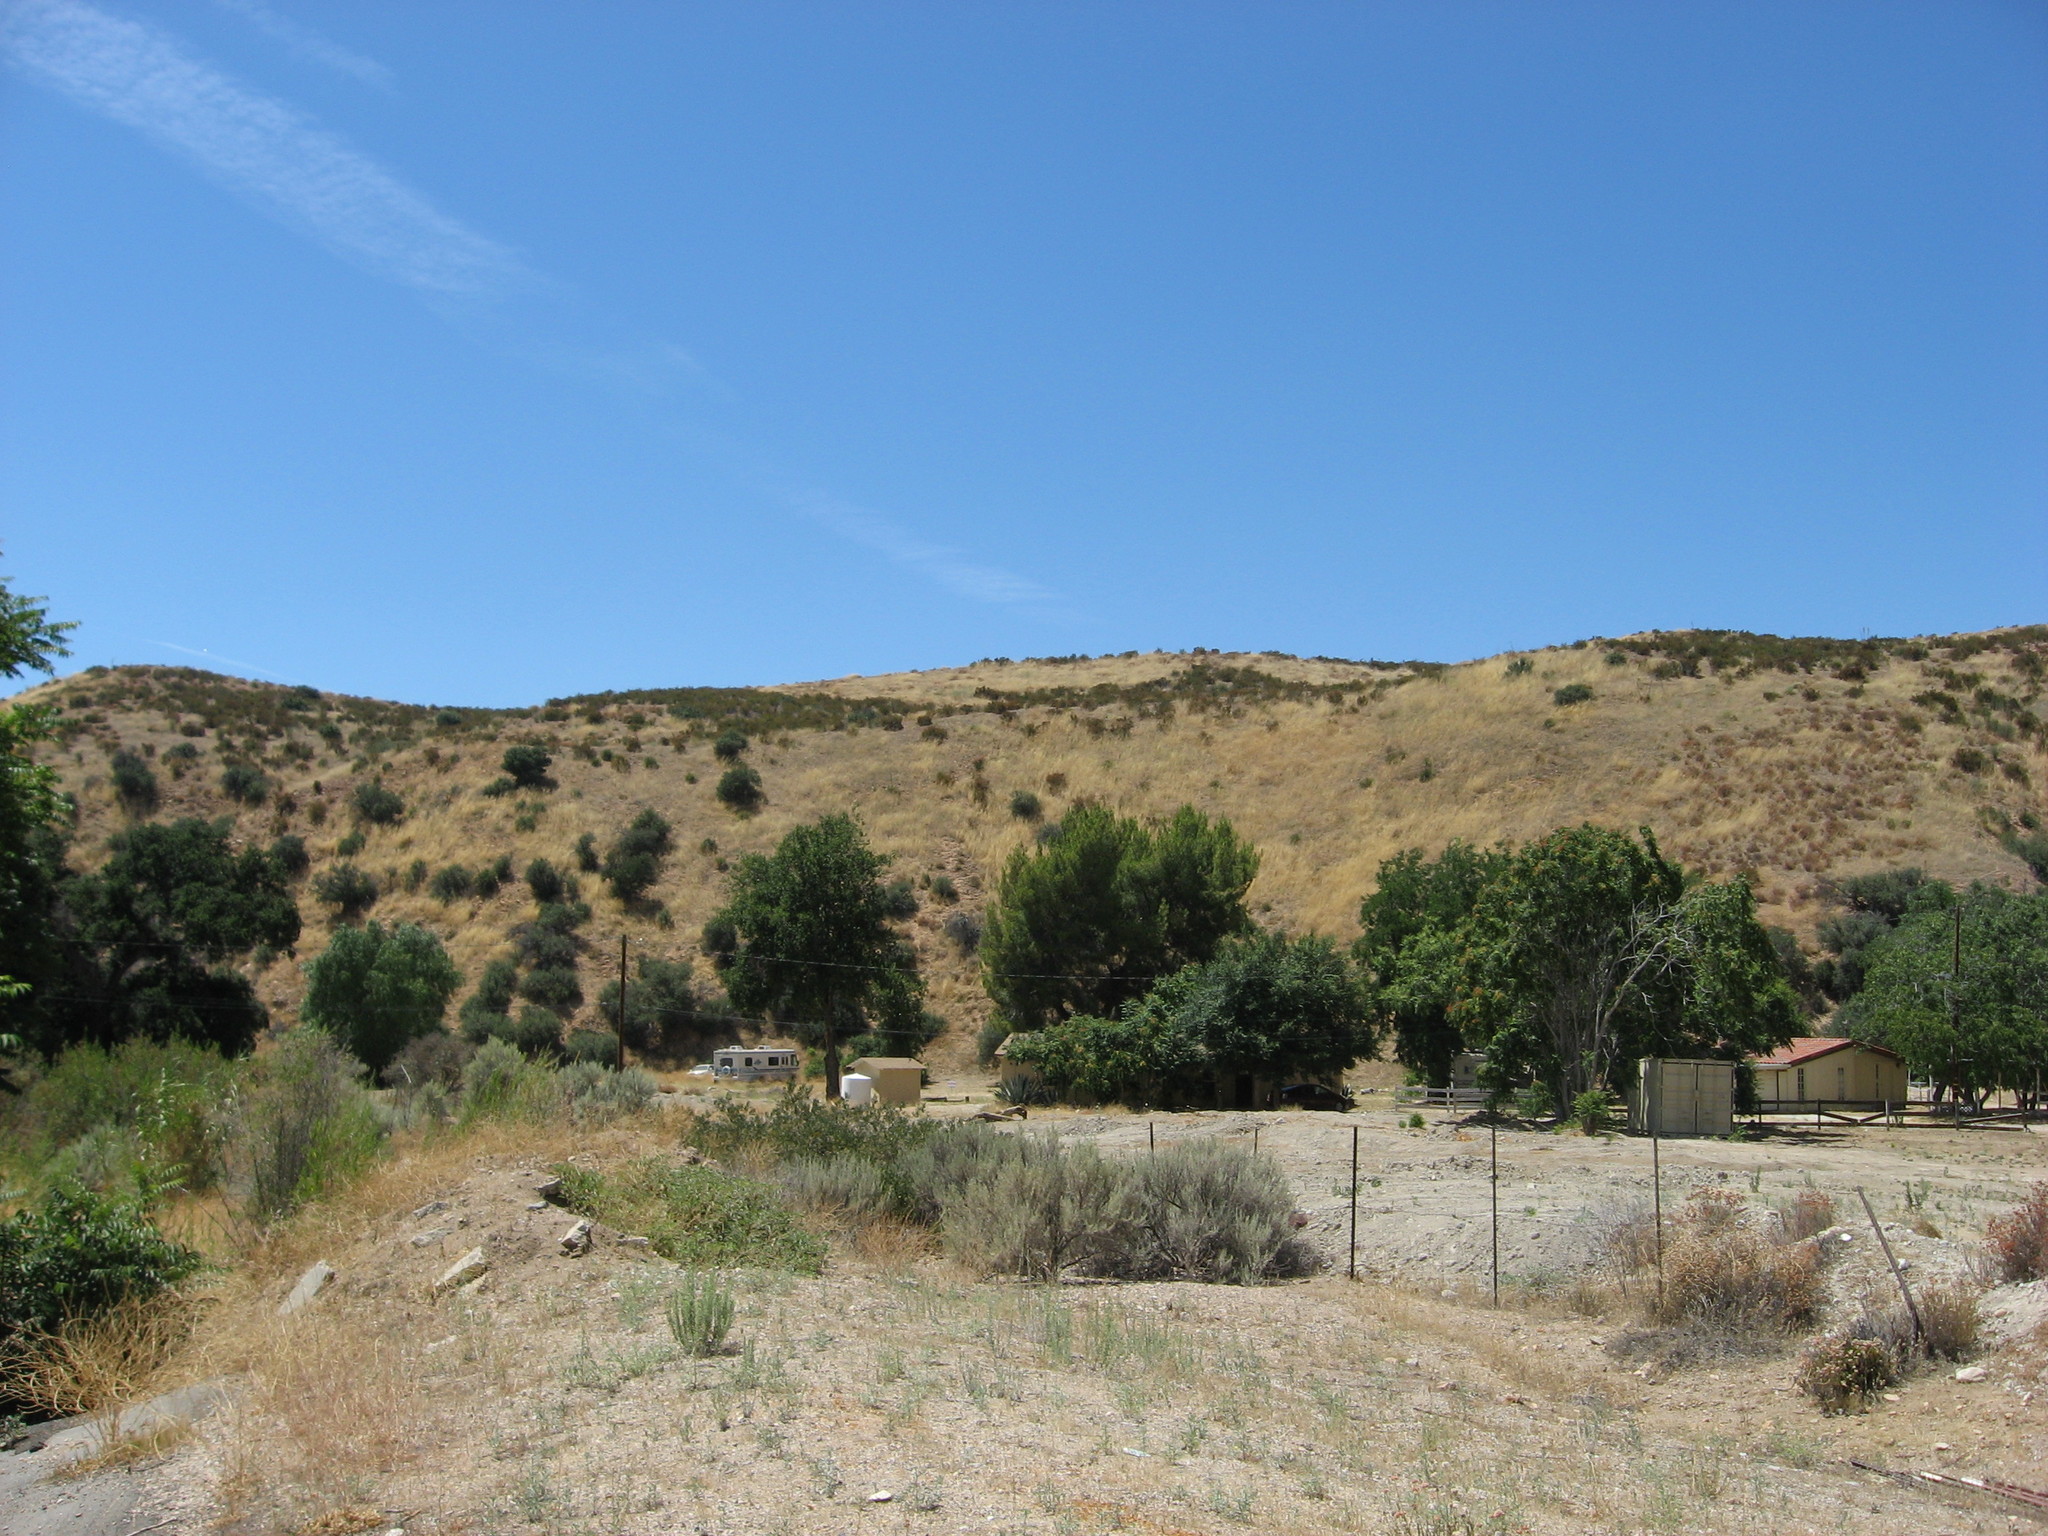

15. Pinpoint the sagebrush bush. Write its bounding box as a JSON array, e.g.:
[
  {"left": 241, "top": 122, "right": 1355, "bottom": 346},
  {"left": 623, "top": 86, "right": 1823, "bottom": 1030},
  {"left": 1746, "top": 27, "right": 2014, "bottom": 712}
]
[
  {"left": 943, "top": 910, "right": 982, "bottom": 953},
  {"left": 556, "top": 1060, "right": 657, "bottom": 1121},
  {"left": 1796, "top": 1333, "right": 1897, "bottom": 1413},
  {"left": 458, "top": 1038, "right": 559, "bottom": 1122},
  {"left": 779, "top": 1153, "right": 892, "bottom": 1220},
  {"left": 1131, "top": 1142, "right": 1316, "bottom": 1282},
  {"left": 236, "top": 1029, "right": 384, "bottom": 1225},
  {"left": 941, "top": 1143, "right": 1136, "bottom": 1282},
  {"left": 929, "top": 873, "right": 958, "bottom": 904},
  {"left": 563, "top": 1029, "right": 619, "bottom": 1066},
  {"left": 1987, "top": 1182, "right": 2048, "bottom": 1281},
  {"left": 666, "top": 1273, "right": 736, "bottom": 1356}
]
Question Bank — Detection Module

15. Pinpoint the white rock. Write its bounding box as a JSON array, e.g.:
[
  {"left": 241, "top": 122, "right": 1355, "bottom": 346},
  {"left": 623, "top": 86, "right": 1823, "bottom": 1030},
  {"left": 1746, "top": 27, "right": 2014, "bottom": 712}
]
[
  {"left": 278, "top": 1261, "right": 335, "bottom": 1317},
  {"left": 1954, "top": 1366, "right": 1988, "bottom": 1382},
  {"left": 412, "top": 1200, "right": 449, "bottom": 1219},
  {"left": 560, "top": 1219, "right": 594, "bottom": 1256},
  {"left": 867, "top": 1489, "right": 894, "bottom": 1502},
  {"left": 433, "top": 1247, "right": 488, "bottom": 1294}
]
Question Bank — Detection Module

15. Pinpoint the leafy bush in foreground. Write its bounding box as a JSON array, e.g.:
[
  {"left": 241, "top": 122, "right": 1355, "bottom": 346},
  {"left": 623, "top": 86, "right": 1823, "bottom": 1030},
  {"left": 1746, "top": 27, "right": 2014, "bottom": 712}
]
[{"left": 0, "top": 1188, "right": 201, "bottom": 1347}]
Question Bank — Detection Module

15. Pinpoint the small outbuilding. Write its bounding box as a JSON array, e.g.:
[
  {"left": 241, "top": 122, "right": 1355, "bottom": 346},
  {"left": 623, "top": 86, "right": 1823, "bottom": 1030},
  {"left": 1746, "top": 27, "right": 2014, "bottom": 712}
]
[
  {"left": 711, "top": 1047, "right": 801, "bottom": 1082},
  {"left": 1752, "top": 1036, "right": 1907, "bottom": 1108},
  {"left": 993, "top": 1039, "right": 1045, "bottom": 1102},
  {"left": 1628, "top": 1058, "right": 1735, "bottom": 1137},
  {"left": 846, "top": 1056, "right": 925, "bottom": 1108}
]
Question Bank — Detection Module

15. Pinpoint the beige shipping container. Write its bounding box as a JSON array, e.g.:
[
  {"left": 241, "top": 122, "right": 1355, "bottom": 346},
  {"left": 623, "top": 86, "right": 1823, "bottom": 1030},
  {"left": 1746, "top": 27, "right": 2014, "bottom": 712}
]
[{"left": 1628, "top": 1058, "right": 1735, "bottom": 1138}]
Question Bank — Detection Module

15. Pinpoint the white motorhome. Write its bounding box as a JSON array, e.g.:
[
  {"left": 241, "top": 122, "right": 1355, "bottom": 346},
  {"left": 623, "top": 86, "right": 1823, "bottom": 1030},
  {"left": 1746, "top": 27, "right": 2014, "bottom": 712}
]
[{"left": 711, "top": 1047, "right": 800, "bottom": 1082}]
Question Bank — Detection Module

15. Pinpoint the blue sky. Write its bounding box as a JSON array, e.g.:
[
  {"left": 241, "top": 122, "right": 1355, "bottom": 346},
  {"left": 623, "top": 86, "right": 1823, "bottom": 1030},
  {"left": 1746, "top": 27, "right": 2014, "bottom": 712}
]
[{"left": 5, "top": 1, "right": 2044, "bottom": 706}]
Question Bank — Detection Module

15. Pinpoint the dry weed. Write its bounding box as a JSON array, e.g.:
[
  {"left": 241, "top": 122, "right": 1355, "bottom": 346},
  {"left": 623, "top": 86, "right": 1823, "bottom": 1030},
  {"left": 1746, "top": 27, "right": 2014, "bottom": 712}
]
[
  {"left": 46, "top": 1417, "right": 194, "bottom": 1481},
  {"left": 0, "top": 1290, "right": 200, "bottom": 1418}
]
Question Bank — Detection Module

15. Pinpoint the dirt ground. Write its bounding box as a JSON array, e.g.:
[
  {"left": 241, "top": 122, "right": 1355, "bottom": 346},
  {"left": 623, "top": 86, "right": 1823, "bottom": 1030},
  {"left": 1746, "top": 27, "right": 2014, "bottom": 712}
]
[{"left": 21, "top": 1097, "right": 2048, "bottom": 1536}]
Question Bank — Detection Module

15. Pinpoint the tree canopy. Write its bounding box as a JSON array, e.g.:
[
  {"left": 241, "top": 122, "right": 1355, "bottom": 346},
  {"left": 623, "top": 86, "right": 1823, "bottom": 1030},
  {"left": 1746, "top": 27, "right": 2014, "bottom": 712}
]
[
  {"left": 302, "top": 920, "right": 462, "bottom": 1073},
  {"left": 1003, "top": 930, "right": 1374, "bottom": 1106},
  {"left": 1449, "top": 825, "right": 1799, "bottom": 1109},
  {"left": 980, "top": 804, "right": 1258, "bottom": 1037},
  {"left": 1844, "top": 883, "right": 2048, "bottom": 1107},
  {"left": 708, "top": 814, "right": 920, "bottom": 1097},
  {"left": 1353, "top": 840, "right": 1505, "bottom": 1087},
  {"left": 39, "top": 819, "right": 302, "bottom": 1056},
  {"left": 0, "top": 576, "right": 75, "bottom": 1051}
]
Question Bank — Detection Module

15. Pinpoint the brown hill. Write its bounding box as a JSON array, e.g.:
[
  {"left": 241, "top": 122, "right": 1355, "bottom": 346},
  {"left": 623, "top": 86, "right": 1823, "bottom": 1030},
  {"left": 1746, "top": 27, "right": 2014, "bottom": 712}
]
[{"left": 25, "top": 627, "right": 2045, "bottom": 1069}]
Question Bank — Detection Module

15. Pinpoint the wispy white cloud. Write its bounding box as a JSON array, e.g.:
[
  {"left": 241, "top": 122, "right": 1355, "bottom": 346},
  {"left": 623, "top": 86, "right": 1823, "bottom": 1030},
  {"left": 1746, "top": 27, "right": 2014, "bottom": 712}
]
[
  {"left": 207, "top": 0, "right": 390, "bottom": 89},
  {"left": 799, "top": 494, "right": 1055, "bottom": 608},
  {"left": 6, "top": 0, "right": 1056, "bottom": 611},
  {"left": 2, "top": 0, "right": 525, "bottom": 294},
  {"left": 145, "top": 638, "right": 292, "bottom": 680}
]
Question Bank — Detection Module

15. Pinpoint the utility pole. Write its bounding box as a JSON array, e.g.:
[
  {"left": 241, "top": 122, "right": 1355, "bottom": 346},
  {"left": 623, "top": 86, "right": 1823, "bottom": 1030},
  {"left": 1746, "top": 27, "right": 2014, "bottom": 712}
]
[
  {"left": 1490, "top": 1117, "right": 1499, "bottom": 1307},
  {"left": 1348, "top": 1124, "right": 1359, "bottom": 1281},
  {"left": 618, "top": 934, "right": 628, "bottom": 1073},
  {"left": 1950, "top": 906, "right": 1963, "bottom": 1125}
]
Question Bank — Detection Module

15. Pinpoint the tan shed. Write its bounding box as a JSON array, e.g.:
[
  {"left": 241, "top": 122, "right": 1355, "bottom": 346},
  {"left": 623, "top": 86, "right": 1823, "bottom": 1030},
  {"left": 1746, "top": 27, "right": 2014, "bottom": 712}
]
[
  {"left": 847, "top": 1057, "right": 924, "bottom": 1108},
  {"left": 1752, "top": 1037, "right": 1907, "bottom": 1108},
  {"left": 1628, "top": 1058, "right": 1735, "bottom": 1138}
]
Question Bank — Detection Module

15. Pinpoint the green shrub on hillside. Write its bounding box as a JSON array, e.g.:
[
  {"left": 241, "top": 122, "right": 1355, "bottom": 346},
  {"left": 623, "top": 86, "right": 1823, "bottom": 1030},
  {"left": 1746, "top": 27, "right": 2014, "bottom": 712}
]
[
  {"left": 430, "top": 864, "right": 474, "bottom": 903},
  {"left": 501, "top": 744, "right": 554, "bottom": 789},
  {"left": 219, "top": 763, "right": 269, "bottom": 804},
  {"left": 109, "top": 750, "right": 158, "bottom": 812},
  {"left": 270, "top": 833, "right": 309, "bottom": 878},
  {"left": 351, "top": 782, "right": 404, "bottom": 825},
  {"left": 312, "top": 863, "right": 378, "bottom": 917},
  {"left": 302, "top": 921, "right": 462, "bottom": 1074},
  {"left": 1552, "top": 683, "right": 1594, "bottom": 707},
  {"left": 525, "top": 857, "right": 563, "bottom": 903},
  {"left": 604, "top": 810, "right": 672, "bottom": 901},
  {"left": 713, "top": 730, "right": 748, "bottom": 762},
  {"left": 715, "top": 764, "right": 763, "bottom": 812}
]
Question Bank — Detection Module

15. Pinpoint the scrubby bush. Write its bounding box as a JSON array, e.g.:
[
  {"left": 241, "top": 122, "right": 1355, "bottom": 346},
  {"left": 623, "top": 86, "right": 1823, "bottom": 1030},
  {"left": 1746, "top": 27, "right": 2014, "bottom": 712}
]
[
  {"left": 1009, "top": 789, "right": 1042, "bottom": 820},
  {"left": 574, "top": 832, "right": 599, "bottom": 872},
  {"left": 236, "top": 1029, "right": 384, "bottom": 1225},
  {"left": 1655, "top": 1193, "right": 1820, "bottom": 1330},
  {"left": 1951, "top": 746, "right": 1991, "bottom": 775},
  {"left": 27, "top": 1038, "right": 238, "bottom": 1191},
  {"left": 1796, "top": 1333, "right": 1897, "bottom": 1413},
  {"left": 109, "top": 750, "right": 158, "bottom": 811},
  {"left": 0, "top": 1188, "right": 201, "bottom": 1366},
  {"left": 1916, "top": 1282, "right": 1981, "bottom": 1361},
  {"left": 603, "top": 809, "right": 672, "bottom": 901},
  {"left": 713, "top": 729, "right": 748, "bottom": 762},
  {"left": 1130, "top": 1142, "right": 1315, "bottom": 1282},
  {"left": 564, "top": 1029, "right": 620, "bottom": 1066},
  {"left": 518, "top": 962, "right": 582, "bottom": 1010},
  {"left": 666, "top": 1273, "right": 736, "bottom": 1356},
  {"left": 219, "top": 763, "right": 269, "bottom": 805},
  {"left": 501, "top": 744, "right": 554, "bottom": 789},
  {"left": 1987, "top": 1181, "right": 2048, "bottom": 1281},
  {"left": 351, "top": 781, "right": 404, "bottom": 824},
  {"left": 458, "top": 1038, "right": 557, "bottom": 1122},
  {"left": 381, "top": 1030, "right": 475, "bottom": 1091},
  {"left": 526, "top": 857, "right": 563, "bottom": 903},
  {"left": 929, "top": 874, "right": 957, "bottom": 904},
  {"left": 312, "top": 863, "right": 378, "bottom": 917},
  {"left": 879, "top": 878, "right": 918, "bottom": 919},
  {"left": 700, "top": 915, "right": 738, "bottom": 968},
  {"left": 1552, "top": 683, "right": 1594, "bottom": 707},
  {"left": 943, "top": 910, "right": 982, "bottom": 954},
  {"left": 472, "top": 856, "right": 507, "bottom": 898},
  {"left": 1780, "top": 1189, "right": 1835, "bottom": 1241},
  {"left": 270, "top": 833, "right": 309, "bottom": 878},
  {"left": 553, "top": 1157, "right": 825, "bottom": 1272},
  {"left": 335, "top": 830, "right": 365, "bottom": 858},
  {"left": 556, "top": 1060, "right": 657, "bottom": 1121},
  {"left": 430, "top": 864, "right": 474, "bottom": 903},
  {"left": 510, "top": 1005, "right": 565, "bottom": 1058},
  {"left": 302, "top": 921, "right": 462, "bottom": 1074},
  {"left": 1571, "top": 1089, "right": 1614, "bottom": 1135},
  {"left": 778, "top": 1154, "right": 892, "bottom": 1221},
  {"left": 715, "top": 764, "right": 764, "bottom": 812}
]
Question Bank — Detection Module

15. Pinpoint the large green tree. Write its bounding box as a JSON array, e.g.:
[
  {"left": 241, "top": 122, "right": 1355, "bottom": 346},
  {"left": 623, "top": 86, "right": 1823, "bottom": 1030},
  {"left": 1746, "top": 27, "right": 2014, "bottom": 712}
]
[
  {"left": 708, "top": 814, "right": 920, "bottom": 1097},
  {"left": 0, "top": 578, "right": 75, "bottom": 1052},
  {"left": 302, "top": 920, "right": 462, "bottom": 1074},
  {"left": 1450, "top": 825, "right": 1798, "bottom": 1111},
  {"left": 43, "top": 819, "right": 301, "bottom": 1056},
  {"left": 1353, "top": 841, "right": 1506, "bottom": 1087},
  {"left": 1004, "top": 930, "right": 1375, "bottom": 1107},
  {"left": 1845, "top": 883, "right": 2048, "bottom": 1109},
  {"left": 980, "top": 804, "right": 1258, "bottom": 1036}
]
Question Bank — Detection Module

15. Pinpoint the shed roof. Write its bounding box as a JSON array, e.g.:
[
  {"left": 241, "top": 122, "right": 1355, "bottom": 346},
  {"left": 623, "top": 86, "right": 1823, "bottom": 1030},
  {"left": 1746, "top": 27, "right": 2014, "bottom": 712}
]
[
  {"left": 1752, "top": 1036, "right": 1900, "bottom": 1068},
  {"left": 848, "top": 1057, "right": 924, "bottom": 1071}
]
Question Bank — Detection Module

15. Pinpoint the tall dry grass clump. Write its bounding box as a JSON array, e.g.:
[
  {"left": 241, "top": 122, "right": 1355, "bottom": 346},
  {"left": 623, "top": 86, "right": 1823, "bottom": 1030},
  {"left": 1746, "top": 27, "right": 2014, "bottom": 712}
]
[{"left": 1987, "top": 1181, "right": 2048, "bottom": 1282}]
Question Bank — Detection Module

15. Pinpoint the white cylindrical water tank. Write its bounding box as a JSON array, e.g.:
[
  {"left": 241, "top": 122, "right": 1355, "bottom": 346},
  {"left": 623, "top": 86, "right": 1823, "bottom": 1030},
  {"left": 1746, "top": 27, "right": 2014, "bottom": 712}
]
[{"left": 841, "top": 1072, "right": 874, "bottom": 1106}]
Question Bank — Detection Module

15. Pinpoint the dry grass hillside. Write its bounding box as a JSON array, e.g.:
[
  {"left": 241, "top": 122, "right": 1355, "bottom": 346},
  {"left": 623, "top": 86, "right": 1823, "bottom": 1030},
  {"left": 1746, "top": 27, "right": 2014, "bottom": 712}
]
[{"left": 25, "top": 626, "right": 2046, "bottom": 1069}]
